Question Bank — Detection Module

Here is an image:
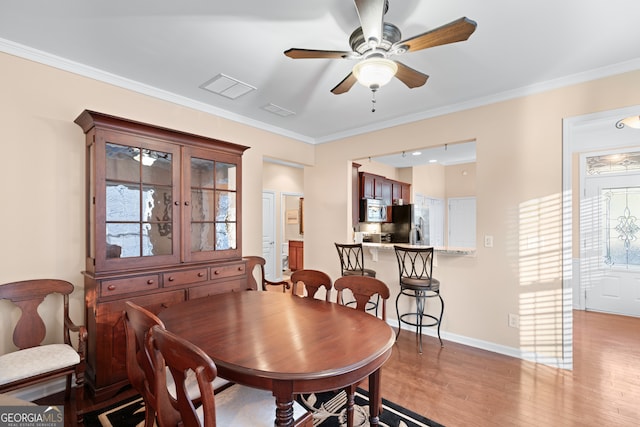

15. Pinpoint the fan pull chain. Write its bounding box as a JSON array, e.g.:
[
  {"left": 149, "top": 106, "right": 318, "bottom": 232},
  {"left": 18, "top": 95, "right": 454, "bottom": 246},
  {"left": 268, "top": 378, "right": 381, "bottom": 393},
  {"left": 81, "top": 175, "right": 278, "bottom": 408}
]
[{"left": 371, "top": 88, "right": 377, "bottom": 113}]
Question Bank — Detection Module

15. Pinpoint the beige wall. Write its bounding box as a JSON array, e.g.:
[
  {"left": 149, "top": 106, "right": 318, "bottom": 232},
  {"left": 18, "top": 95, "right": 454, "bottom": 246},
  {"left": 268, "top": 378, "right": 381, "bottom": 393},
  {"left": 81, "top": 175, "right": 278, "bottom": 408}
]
[
  {"left": 0, "top": 52, "right": 312, "bottom": 354},
  {"left": 2, "top": 49, "right": 640, "bottom": 364},
  {"left": 304, "top": 69, "right": 640, "bottom": 360}
]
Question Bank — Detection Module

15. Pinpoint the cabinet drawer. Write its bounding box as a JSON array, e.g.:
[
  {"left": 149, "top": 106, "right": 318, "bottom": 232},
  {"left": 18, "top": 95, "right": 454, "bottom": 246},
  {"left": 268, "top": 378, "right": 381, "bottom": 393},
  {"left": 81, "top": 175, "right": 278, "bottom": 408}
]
[
  {"left": 210, "top": 263, "right": 246, "bottom": 280},
  {"left": 100, "top": 274, "right": 160, "bottom": 298},
  {"left": 163, "top": 268, "right": 208, "bottom": 287},
  {"left": 96, "top": 289, "right": 185, "bottom": 316},
  {"left": 188, "top": 279, "right": 246, "bottom": 299}
]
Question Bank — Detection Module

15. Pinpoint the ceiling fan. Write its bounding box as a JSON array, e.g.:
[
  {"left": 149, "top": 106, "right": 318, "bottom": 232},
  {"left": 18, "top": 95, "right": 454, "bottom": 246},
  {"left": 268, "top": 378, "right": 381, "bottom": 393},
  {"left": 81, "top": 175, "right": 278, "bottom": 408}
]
[{"left": 284, "top": 0, "right": 477, "bottom": 100}]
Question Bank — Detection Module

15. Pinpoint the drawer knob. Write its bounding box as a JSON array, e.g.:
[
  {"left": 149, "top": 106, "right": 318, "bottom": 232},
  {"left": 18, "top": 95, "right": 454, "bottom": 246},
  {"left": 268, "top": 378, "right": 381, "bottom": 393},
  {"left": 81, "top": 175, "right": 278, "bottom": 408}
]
[
  {"left": 168, "top": 277, "right": 175, "bottom": 282},
  {"left": 197, "top": 272, "right": 205, "bottom": 277},
  {"left": 107, "top": 285, "right": 116, "bottom": 291},
  {"left": 214, "top": 270, "right": 220, "bottom": 275},
  {"left": 237, "top": 266, "right": 243, "bottom": 271},
  {"left": 147, "top": 279, "right": 155, "bottom": 285}
]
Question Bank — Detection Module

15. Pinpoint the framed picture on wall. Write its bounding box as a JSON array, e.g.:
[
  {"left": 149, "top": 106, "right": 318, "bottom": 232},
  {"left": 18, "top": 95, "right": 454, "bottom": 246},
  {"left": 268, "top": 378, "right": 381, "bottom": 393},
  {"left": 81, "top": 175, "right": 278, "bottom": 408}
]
[{"left": 286, "top": 209, "right": 299, "bottom": 224}]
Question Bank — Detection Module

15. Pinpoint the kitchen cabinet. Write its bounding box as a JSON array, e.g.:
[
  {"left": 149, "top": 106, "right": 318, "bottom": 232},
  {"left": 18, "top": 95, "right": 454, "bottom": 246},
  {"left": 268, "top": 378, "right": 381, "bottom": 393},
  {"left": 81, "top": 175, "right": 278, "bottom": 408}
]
[
  {"left": 392, "top": 181, "right": 412, "bottom": 203},
  {"left": 75, "top": 110, "right": 249, "bottom": 400},
  {"left": 360, "top": 172, "right": 378, "bottom": 199},
  {"left": 289, "top": 240, "right": 304, "bottom": 271},
  {"left": 380, "top": 180, "right": 393, "bottom": 205},
  {"left": 360, "top": 172, "right": 411, "bottom": 205}
]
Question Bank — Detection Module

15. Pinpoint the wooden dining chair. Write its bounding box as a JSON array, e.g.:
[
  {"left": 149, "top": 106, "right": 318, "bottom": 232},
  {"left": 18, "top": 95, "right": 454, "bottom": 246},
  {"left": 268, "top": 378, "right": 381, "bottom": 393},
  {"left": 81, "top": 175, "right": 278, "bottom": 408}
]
[
  {"left": 124, "top": 302, "right": 229, "bottom": 426},
  {"left": 334, "top": 242, "right": 379, "bottom": 315},
  {"left": 334, "top": 275, "right": 390, "bottom": 320},
  {"left": 334, "top": 275, "right": 390, "bottom": 425},
  {"left": 124, "top": 301, "right": 168, "bottom": 427},
  {"left": 244, "top": 256, "right": 291, "bottom": 292},
  {"left": 147, "top": 325, "right": 312, "bottom": 427},
  {"left": 290, "top": 269, "right": 333, "bottom": 301},
  {"left": 0, "top": 279, "right": 86, "bottom": 425}
]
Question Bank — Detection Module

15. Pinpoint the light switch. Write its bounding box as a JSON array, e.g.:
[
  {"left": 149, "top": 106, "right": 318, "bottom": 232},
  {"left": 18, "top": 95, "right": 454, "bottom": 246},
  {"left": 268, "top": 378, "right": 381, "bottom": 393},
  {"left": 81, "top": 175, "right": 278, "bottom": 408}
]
[{"left": 484, "top": 235, "right": 494, "bottom": 248}]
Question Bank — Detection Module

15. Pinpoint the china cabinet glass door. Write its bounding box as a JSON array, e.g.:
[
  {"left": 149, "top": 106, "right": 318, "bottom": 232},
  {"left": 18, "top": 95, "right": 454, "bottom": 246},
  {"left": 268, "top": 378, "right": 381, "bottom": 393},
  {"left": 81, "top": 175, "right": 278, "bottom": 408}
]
[
  {"left": 185, "top": 147, "right": 240, "bottom": 261},
  {"left": 99, "top": 135, "right": 181, "bottom": 270}
]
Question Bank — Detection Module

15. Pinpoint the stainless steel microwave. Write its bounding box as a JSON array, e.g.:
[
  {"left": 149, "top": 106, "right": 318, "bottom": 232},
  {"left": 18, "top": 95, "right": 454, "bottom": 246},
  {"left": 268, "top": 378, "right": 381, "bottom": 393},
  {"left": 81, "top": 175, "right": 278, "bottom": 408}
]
[{"left": 360, "top": 199, "right": 388, "bottom": 223}]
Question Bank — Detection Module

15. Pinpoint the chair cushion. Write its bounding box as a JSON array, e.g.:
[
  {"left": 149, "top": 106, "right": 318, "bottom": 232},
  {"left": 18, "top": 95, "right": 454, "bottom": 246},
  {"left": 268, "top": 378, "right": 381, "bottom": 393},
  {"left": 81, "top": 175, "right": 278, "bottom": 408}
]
[
  {"left": 166, "top": 368, "right": 230, "bottom": 400},
  {"left": 199, "top": 384, "right": 308, "bottom": 425},
  {"left": 0, "top": 344, "right": 79, "bottom": 385},
  {"left": 400, "top": 277, "right": 440, "bottom": 291},
  {"left": 343, "top": 268, "right": 376, "bottom": 277}
]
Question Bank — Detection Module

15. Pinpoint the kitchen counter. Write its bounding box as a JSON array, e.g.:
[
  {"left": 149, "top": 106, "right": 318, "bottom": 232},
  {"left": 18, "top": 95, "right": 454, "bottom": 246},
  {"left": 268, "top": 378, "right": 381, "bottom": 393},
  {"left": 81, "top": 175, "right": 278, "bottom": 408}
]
[{"left": 362, "top": 242, "right": 476, "bottom": 257}]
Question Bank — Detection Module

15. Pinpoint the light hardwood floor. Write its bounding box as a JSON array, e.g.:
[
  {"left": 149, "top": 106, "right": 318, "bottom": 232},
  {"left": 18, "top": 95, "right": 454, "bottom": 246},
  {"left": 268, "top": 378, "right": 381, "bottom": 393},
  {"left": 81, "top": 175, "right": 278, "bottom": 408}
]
[{"left": 381, "top": 310, "right": 640, "bottom": 426}]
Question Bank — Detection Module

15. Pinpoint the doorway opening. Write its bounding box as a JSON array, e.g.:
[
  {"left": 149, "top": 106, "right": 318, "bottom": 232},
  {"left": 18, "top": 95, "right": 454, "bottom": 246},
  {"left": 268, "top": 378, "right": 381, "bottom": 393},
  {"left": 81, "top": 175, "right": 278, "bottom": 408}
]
[{"left": 563, "top": 104, "right": 640, "bottom": 369}]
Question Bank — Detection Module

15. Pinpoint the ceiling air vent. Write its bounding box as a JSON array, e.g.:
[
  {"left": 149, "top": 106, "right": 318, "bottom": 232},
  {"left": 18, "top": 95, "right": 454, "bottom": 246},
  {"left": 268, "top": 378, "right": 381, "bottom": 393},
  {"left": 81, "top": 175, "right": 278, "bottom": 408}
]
[
  {"left": 200, "top": 74, "right": 256, "bottom": 99},
  {"left": 262, "top": 103, "right": 296, "bottom": 117}
]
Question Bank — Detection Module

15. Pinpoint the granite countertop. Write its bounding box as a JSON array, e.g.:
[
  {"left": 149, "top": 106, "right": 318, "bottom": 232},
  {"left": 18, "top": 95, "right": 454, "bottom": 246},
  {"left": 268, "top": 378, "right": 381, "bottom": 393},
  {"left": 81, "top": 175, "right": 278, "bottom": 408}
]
[{"left": 361, "top": 242, "right": 476, "bottom": 256}]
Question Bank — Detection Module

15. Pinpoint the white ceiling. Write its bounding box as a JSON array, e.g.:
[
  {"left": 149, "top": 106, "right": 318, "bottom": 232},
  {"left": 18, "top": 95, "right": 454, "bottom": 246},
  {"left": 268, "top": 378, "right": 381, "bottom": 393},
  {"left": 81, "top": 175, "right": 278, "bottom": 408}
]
[{"left": 1, "top": 0, "right": 640, "bottom": 146}]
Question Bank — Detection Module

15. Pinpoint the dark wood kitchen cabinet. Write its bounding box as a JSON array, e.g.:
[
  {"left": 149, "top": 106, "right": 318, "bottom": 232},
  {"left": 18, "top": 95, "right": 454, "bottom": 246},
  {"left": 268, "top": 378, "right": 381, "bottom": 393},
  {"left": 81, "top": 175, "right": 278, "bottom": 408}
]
[
  {"left": 75, "top": 110, "right": 249, "bottom": 400},
  {"left": 392, "top": 181, "right": 411, "bottom": 203},
  {"left": 360, "top": 171, "right": 410, "bottom": 206},
  {"left": 289, "top": 240, "right": 304, "bottom": 271}
]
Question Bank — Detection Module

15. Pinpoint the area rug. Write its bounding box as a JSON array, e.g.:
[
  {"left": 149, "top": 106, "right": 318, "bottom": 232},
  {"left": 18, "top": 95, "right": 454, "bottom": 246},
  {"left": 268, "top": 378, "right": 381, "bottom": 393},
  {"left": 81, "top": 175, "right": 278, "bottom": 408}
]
[{"left": 83, "top": 387, "right": 443, "bottom": 427}]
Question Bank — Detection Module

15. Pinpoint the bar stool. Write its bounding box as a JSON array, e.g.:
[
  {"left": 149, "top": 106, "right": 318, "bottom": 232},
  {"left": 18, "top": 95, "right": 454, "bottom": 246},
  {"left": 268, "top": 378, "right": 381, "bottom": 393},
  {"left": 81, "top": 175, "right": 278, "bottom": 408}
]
[
  {"left": 334, "top": 242, "right": 379, "bottom": 314},
  {"left": 393, "top": 245, "right": 444, "bottom": 353}
]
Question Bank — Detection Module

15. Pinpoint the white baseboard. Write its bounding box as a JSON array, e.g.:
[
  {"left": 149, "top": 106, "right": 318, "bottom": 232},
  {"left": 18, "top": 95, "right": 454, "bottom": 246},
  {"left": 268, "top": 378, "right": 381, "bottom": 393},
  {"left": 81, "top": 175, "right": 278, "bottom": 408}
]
[{"left": 388, "top": 319, "right": 568, "bottom": 370}]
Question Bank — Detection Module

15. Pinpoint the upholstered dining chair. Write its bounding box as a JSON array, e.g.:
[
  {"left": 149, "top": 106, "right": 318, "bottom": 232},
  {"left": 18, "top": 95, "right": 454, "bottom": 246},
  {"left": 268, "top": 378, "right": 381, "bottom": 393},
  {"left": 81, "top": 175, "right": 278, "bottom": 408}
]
[
  {"left": 394, "top": 245, "right": 444, "bottom": 353},
  {"left": 124, "top": 302, "right": 229, "bottom": 426},
  {"left": 0, "top": 279, "right": 86, "bottom": 425},
  {"left": 147, "top": 325, "right": 312, "bottom": 427},
  {"left": 334, "top": 243, "right": 379, "bottom": 314},
  {"left": 244, "top": 256, "right": 291, "bottom": 292},
  {"left": 290, "top": 269, "right": 333, "bottom": 301}
]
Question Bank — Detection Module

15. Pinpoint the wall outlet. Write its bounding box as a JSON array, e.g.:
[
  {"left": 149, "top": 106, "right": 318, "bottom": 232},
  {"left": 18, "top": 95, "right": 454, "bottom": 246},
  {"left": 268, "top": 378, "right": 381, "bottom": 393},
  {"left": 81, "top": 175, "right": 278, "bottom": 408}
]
[
  {"left": 508, "top": 313, "right": 520, "bottom": 328},
  {"left": 484, "top": 235, "right": 494, "bottom": 248}
]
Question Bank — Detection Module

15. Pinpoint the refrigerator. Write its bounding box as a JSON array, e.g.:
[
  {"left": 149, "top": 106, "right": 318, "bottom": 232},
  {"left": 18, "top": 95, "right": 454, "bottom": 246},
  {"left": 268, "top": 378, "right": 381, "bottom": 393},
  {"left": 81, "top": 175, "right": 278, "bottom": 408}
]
[{"left": 381, "top": 204, "right": 427, "bottom": 244}]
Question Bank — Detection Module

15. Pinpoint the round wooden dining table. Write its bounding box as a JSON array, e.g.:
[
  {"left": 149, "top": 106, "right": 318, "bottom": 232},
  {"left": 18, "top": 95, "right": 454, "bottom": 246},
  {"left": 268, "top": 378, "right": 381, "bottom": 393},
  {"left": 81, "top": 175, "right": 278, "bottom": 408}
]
[{"left": 158, "top": 290, "right": 395, "bottom": 427}]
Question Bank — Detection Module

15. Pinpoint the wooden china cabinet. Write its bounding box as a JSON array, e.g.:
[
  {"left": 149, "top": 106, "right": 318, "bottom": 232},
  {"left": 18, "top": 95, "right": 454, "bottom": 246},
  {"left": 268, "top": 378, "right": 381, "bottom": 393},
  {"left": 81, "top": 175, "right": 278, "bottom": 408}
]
[{"left": 75, "top": 110, "right": 249, "bottom": 400}]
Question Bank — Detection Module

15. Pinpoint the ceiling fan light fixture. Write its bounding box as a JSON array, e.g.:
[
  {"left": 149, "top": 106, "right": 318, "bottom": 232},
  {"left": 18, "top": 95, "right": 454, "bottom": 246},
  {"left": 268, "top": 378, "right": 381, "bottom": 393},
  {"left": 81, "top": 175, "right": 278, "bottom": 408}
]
[
  {"left": 616, "top": 115, "right": 640, "bottom": 129},
  {"left": 352, "top": 57, "right": 397, "bottom": 89}
]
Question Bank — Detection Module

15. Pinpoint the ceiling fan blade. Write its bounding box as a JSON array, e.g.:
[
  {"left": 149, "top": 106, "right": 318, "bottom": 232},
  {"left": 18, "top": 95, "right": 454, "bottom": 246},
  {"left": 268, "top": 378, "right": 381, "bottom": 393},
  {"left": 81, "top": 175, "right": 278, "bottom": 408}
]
[
  {"left": 284, "top": 48, "right": 353, "bottom": 59},
  {"left": 395, "top": 17, "right": 477, "bottom": 53},
  {"left": 353, "top": 0, "right": 386, "bottom": 46},
  {"left": 394, "top": 61, "right": 429, "bottom": 88},
  {"left": 331, "top": 72, "right": 358, "bottom": 95}
]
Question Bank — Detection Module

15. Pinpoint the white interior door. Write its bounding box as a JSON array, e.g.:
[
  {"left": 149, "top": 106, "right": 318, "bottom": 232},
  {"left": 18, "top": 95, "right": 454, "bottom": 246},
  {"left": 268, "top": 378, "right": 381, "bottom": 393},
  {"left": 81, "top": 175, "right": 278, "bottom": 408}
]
[
  {"left": 583, "top": 174, "right": 640, "bottom": 317},
  {"left": 262, "top": 191, "right": 277, "bottom": 280}
]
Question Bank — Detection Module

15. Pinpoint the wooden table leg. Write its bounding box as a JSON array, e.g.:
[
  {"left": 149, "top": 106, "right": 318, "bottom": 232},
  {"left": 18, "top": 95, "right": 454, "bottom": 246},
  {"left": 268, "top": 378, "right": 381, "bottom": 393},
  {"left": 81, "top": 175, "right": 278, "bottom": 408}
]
[
  {"left": 368, "top": 369, "right": 382, "bottom": 426},
  {"left": 344, "top": 383, "right": 358, "bottom": 427},
  {"left": 273, "top": 381, "right": 295, "bottom": 427}
]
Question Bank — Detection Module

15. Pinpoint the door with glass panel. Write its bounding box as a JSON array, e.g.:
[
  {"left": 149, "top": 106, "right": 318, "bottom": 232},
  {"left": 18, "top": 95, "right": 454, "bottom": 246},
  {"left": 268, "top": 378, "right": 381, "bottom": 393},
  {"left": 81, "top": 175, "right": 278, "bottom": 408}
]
[
  {"left": 583, "top": 174, "right": 640, "bottom": 317},
  {"left": 184, "top": 147, "right": 241, "bottom": 262}
]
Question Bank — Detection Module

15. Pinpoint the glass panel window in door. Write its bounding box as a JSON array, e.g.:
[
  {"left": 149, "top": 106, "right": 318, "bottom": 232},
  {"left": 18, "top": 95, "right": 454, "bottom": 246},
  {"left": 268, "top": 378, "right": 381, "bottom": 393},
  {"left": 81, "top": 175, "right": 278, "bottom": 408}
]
[
  {"left": 105, "top": 143, "right": 173, "bottom": 258},
  {"left": 603, "top": 186, "right": 640, "bottom": 268}
]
